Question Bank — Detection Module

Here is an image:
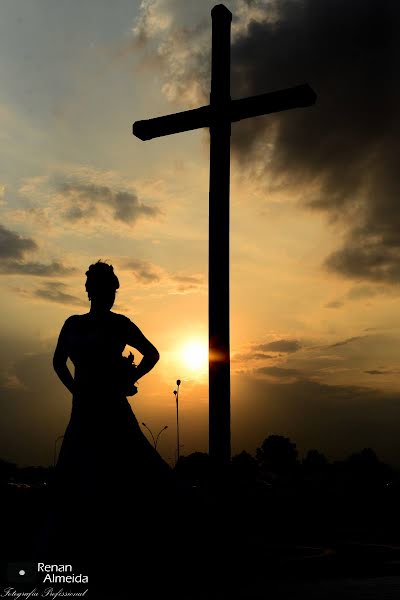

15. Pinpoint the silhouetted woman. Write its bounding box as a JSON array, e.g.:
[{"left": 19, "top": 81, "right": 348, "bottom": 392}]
[{"left": 39, "top": 261, "right": 177, "bottom": 575}]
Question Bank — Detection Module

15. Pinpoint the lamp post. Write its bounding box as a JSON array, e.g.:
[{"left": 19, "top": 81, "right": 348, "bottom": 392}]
[
  {"left": 53, "top": 435, "right": 64, "bottom": 467},
  {"left": 155, "top": 425, "right": 168, "bottom": 451},
  {"left": 142, "top": 423, "right": 169, "bottom": 451},
  {"left": 173, "top": 379, "right": 181, "bottom": 464}
]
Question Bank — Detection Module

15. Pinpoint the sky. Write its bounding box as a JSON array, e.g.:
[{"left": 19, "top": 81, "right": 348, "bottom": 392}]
[{"left": 1, "top": 0, "right": 400, "bottom": 468}]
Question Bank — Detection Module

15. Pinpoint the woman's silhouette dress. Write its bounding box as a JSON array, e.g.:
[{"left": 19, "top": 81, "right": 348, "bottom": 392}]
[{"left": 46, "top": 311, "right": 177, "bottom": 566}]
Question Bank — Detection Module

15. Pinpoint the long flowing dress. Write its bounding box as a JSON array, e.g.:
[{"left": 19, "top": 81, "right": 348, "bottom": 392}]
[{"left": 42, "top": 311, "right": 178, "bottom": 575}]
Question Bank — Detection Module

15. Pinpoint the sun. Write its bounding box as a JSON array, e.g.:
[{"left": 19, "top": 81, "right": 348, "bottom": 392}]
[{"left": 180, "top": 340, "right": 208, "bottom": 371}]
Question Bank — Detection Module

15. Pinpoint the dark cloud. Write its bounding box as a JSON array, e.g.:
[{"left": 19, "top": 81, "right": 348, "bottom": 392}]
[
  {"left": 324, "top": 240, "right": 400, "bottom": 283},
  {"left": 56, "top": 180, "right": 160, "bottom": 225},
  {"left": 255, "top": 365, "right": 302, "bottom": 379},
  {"left": 134, "top": 0, "right": 400, "bottom": 281},
  {"left": 255, "top": 339, "right": 301, "bottom": 353},
  {"left": 365, "top": 369, "right": 400, "bottom": 375},
  {"left": 346, "top": 285, "right": 389, "bottom": 300},
  {"left": 123, "top": 259, "right": 205, "bottom": 292},
  {"left": 233, "top": 351, "right": 273, "bottom": 361},
  {"left": 325, "top": 300, "right": 344, "bottom": 309},
  {"left": 125, "top": 259, "right": 161, "bottom": 284},
  {"left": 115, "top": 191, "right": 157, "bottom": 223},
  {"left": 327, "top": 336, "right": 366, "bottom": 349},
  {"left": 228, "top": 0, "right": 400, "bottom": 283},
  {"left": 0, "top": 261, "right": 77, "bottom": 276},
  {"left": 0, "top": 224, "right": 37, "bottom": 258},
  {"left": 0, "top": 224, "right": 76, "bottom": 277},
  {"left": 64, "top": 205, "right": 97, "bottom": 222},
  {"left": 171, "top": 273, "right": 205, "bottom": 291},
  {"left": 33, "top": 281, "right": 84, "bottom": 306},
  {"left": 325, "top": 284, "right": 399, "bottom": 309}
]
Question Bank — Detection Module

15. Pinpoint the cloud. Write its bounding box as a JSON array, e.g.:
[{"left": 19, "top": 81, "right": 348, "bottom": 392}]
[
  {"left": 132, "top": 0, "right": 174, "bottom": 44},
  {"left": 365, "top": 369, "right": 400, "bottom": 376},
  {"left": 0, "top": 223, "right": 76, "bottom": 277},
  {"left": 134, "top": 0, "right": 400, "bottom": 284},
  {"left": 346, "top": 285, "right": 389, "bottom": 301},
  {"left": 255, "top": 365, "right": 303, "bottom": 380},
  {"left": 232, "top": 338, "right": 302, "bottom": 370},
  {"left": 324, "top": 241, "right": 400, "bottom": 283},
  {"left": 121, "top": 257, "right": 205, "bottom": 294},
  {"left": 0, "top": 260, "right": 76, "bottom": 276},
  {"left": 132, "top": 0, "right": 278, "bottom": 106},
  {"left": 170, "top": 273, "right": 204, "bottom": 292},
  {"left": 228, "top": 0, "right": 400, "bottom": 283},
  {"left": 132, "top": 0, "right": 212, "bottom": 106},
  {"left": 327, "top": 336, "right": 366, "bottom": 349},
  {"left": 255, "top": 339, "right": 301, "bottom": 353},
  {"left": 324, "top": 284, "right": 400, "bottom": 309},
  {"left": 233, "top": 351, "right": 273, "bottom": 362},
  {"left": 325, "top": 300, "right": 344, "bottom": 309},
  {"left": 234, "top": 330, "right": 400, "bottom": 387},
  {"left": 12, "top": 169, "right": 163, "bottom": 236},
  {"left": 33, "top": 281, "right": 84, "bottom": 306},
  {"left": 56, "top": 180, "right": 160, "bottom": 226},
  {"left": 0, "top": 223, "right": 37, "bottom": 259},
  {"left": 125, "top": 259, "right": 161, "bottom": 284}
]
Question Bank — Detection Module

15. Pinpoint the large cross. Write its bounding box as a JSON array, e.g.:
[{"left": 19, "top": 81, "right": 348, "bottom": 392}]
[{"left": 132, "top": 4, "right": 316, "bottom": 469}]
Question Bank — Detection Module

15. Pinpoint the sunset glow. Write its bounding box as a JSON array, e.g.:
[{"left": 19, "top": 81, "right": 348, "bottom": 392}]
[{"left": 180, "top": 340, "right": 208, "bottom": 372}]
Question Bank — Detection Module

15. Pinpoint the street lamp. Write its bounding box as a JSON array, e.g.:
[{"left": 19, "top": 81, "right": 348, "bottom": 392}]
[
  {"left": 173, "top": 379, "right": 181, "bottom": 464},
  {"left": 155, "top": 425, "right": 168, "bottom": 451},
  {"left": 142, "top": 423, "right": 168, "bottom": 451},
  {"left": 53, "top": 435, "right": 64, "bottom": 467}
]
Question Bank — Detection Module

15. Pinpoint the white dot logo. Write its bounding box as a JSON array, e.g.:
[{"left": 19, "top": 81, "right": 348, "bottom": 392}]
[{"left": 19, "top": 570, "right": 25, "bottom": 576}]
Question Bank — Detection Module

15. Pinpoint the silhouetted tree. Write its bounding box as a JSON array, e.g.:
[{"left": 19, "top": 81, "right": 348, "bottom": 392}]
[
  {"left": 230, "top": 451, "right": 259, "bottom": 483},
  {"left": 0, "top": 458, "right": 18, "bottom": 483},
  {"left": 174, "top": 452, "right": 210, "bottom": 486},
  {"left": 344, "top": 447, "right": 392, "bottom": 485},
  {"left": 302, "top": 449, "right": 328, "bottom": 472},
  {"left": 256, "top": 435, "right": 299, "bottom": 477}
]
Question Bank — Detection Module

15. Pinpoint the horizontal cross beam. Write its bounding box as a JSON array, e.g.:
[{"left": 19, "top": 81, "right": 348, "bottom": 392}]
[{"left": 132, "top": 83, "right": 316, "bottom": 141}]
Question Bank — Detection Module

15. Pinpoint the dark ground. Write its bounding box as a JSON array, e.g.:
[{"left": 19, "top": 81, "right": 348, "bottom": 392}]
[{"left": 2, "top": 477, "right": 400, "bottom": 599}]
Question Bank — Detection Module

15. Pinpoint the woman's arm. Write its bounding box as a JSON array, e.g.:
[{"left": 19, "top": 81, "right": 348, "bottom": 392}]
[
  {"left": 125, "top": 320, "right": 160, "bottom": 381},
  {"left": 53, "top": 319, "right": 75, "bottom": 395}
]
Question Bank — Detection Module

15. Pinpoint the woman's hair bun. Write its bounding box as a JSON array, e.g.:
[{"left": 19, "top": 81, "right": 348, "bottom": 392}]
[{"left": 85, "top": 259, "right": 119, "bottom": 296}]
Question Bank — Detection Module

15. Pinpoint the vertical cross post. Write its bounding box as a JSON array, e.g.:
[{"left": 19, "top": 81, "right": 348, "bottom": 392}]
[
  {"left": 132, "top": 3, "right": 316, "bottom": 476},
  {"left": 208, "top": 5, "right": 232, "bottom": 469}
]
